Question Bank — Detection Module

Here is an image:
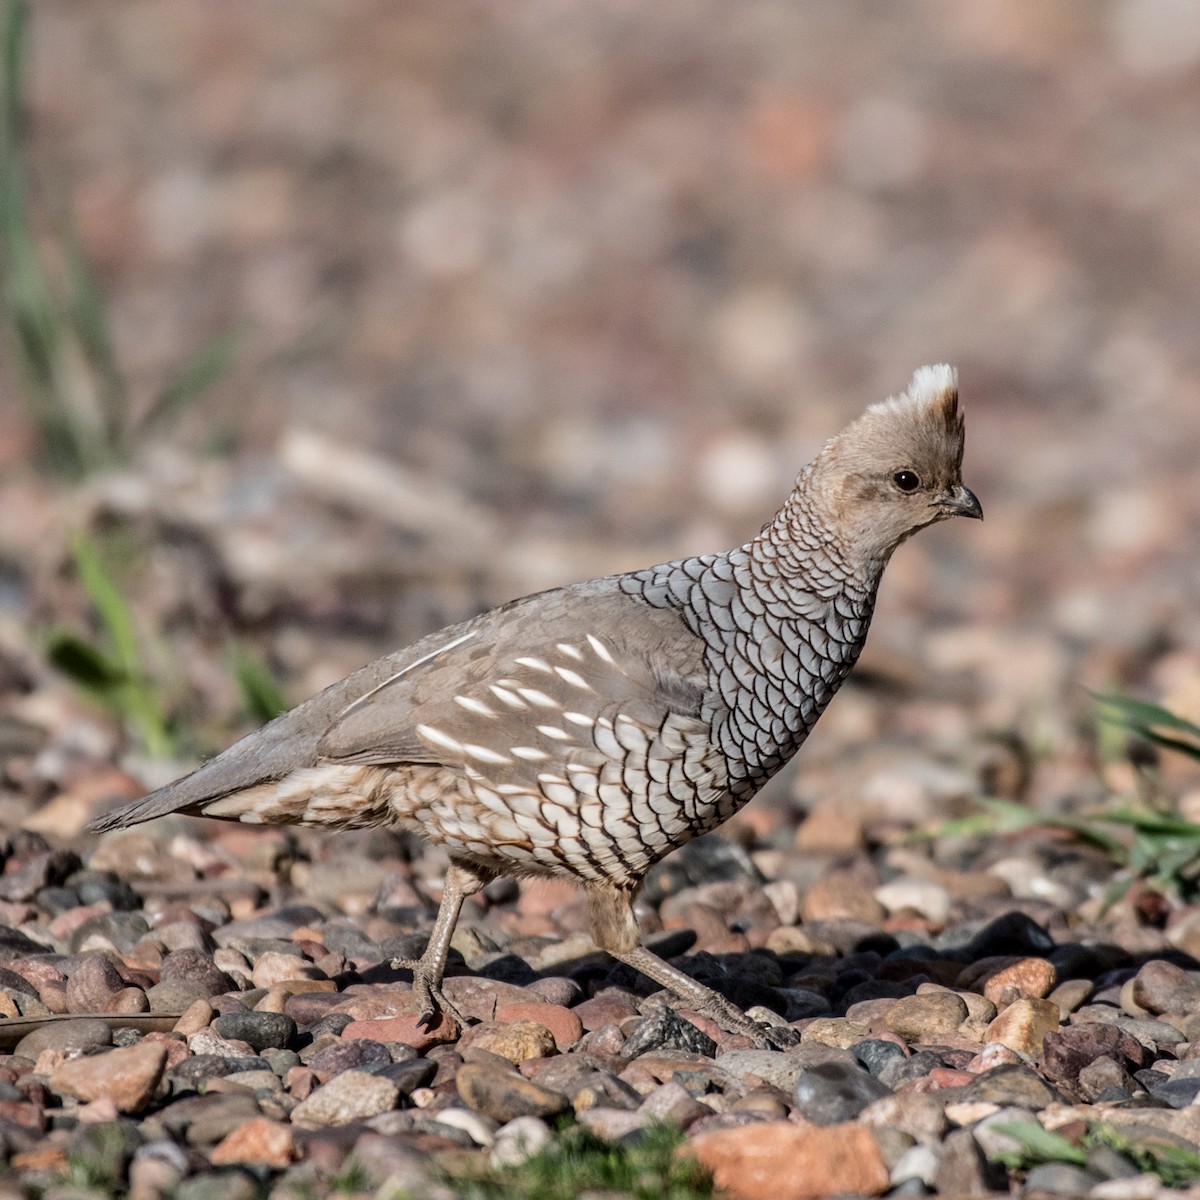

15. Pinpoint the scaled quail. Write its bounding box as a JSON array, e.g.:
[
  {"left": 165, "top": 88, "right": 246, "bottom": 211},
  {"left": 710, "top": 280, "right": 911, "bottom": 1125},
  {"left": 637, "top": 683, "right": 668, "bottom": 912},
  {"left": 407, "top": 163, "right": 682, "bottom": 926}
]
[{"left": 92, "top": 365, "right": 981, "bottom": 1046}]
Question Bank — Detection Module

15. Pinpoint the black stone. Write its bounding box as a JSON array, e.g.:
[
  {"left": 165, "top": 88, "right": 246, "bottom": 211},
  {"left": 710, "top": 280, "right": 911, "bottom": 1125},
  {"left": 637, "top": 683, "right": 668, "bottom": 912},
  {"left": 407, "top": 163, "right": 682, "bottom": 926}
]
[
  {"left": 853, "top": 1038, "right": 908, "bottom": 1078},
  {"left": 1146, "top": 1075, "right": 1200, "bottom": 1109},
  {"left": 792, "top": 1060, "right": 892, "bottom": 1125},
  {"left": 368, "top": 1057, "right": 437, "bottom": 1096},
  {"left": 622, "top": 1008, "right": 717, "bottom": 1058},
  {"left": 211, "top": 1011, "right": 298, "bottom": 1052}
]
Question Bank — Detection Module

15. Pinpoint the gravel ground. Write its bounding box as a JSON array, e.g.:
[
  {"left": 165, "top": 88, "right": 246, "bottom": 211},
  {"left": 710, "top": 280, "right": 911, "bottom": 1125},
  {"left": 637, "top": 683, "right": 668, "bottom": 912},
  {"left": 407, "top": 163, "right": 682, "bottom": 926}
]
[{"left": 1, "top": 678, "right": 1200, "bottom": 1199}]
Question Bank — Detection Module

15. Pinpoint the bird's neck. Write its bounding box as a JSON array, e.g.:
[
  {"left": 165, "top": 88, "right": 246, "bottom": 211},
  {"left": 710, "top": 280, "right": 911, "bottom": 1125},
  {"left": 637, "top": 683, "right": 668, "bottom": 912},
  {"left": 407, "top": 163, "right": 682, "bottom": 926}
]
[{"left": 747, "top": 478, "right": 892, "bottom": 601}]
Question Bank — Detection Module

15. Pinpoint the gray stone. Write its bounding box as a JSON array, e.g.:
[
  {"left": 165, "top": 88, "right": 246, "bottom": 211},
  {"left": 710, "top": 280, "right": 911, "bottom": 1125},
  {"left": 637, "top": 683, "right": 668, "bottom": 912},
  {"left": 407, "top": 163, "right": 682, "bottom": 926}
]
[
  {"left": 1023, "top": 1162, "right": 1099, "bottom": 1194},
  {"left": 879, "top": 1049, "right": 944, "bottom": 1089},
  {"left": 1130, "top": 960, "right": 1200, "bottom": 1015},
  {"left": 793, "top": 1060, "right": 892, "bottom": 1125},
  {"left": 716, "top": 1049, "right": 811, "bottom": 1092},
  {"left": 211, "top": 1010, "right": 297, "bottom": 1052},
  {"left": 291, "top": 1069, "right": 399, "bottom": 1127},
  {"left": 958, "top": 1063, "right": 1059, "bottom": 1109},
  {"left": 13, "top": 1016, "right": 113, "bottom": 1059},
  {"left": 456, "top": 1061, "right": 571, "bottom": 1122},
  {"left": 146, "top": 979, "right": 213, "bottom": 1014},
  {"left": 623, "top": 1008, "right": 717, "bottom": 1058},
  {"left": 884, "top": 991, "right": 969, "bottom": 1042},
  {"left": 159, "top": 949, "right": 234, "bottom": 997},
  {"left": 933, "top": 1128, "right": 1007, "bottom": 1197}
]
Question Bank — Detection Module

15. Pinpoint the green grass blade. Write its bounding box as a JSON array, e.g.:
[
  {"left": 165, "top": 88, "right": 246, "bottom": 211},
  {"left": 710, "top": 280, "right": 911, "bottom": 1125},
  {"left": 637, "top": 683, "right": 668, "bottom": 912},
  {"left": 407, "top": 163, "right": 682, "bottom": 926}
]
[
  {"left": 229, "top": 643, "right": 287, "bottom": 725},
  {"left": 990, "top": 1120, "right": 1087, "bottom": 1169},
  {"left": 143, "top": 325, "right": 243, "bottom": 432},
  {"left": 69, "top": 530, "right": 173, "bottom": 757},
  {"left": 62, "top": 214, "right": 126, "bottom": 456},
  {"left": 1094, "top": 693, "right": 1200, "bottom": 758},
  {"left": 44, "top": 629, "right": 126, "bottom": 694}
]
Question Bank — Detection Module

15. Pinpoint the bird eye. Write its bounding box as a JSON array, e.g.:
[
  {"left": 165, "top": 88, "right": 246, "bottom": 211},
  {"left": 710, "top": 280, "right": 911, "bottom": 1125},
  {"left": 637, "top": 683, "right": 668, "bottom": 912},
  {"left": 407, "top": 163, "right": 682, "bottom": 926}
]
[{"left": 893, "top": 470, "right": 921, "bottom": 493}]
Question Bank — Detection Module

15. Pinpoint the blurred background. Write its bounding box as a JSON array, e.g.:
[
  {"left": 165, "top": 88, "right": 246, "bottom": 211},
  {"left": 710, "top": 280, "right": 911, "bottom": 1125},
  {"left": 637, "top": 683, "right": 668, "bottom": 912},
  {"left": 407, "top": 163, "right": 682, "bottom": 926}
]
[{"left": 3, "top": 0, "right": 1200, "bottom": 834}]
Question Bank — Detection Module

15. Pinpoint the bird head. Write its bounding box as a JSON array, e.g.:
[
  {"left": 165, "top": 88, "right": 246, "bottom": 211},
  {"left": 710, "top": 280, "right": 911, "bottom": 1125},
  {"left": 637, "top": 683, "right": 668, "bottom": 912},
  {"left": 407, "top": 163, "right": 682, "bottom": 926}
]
[{"left": 803, "top": 365, "right": 982, "bottom": 562}]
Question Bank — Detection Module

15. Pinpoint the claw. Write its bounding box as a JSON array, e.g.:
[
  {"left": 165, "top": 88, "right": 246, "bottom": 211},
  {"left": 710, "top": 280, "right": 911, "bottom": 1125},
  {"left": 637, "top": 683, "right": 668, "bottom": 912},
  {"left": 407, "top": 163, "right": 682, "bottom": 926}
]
[{"left": 393, "top": 956, "right": 470, "bottom": 1032}]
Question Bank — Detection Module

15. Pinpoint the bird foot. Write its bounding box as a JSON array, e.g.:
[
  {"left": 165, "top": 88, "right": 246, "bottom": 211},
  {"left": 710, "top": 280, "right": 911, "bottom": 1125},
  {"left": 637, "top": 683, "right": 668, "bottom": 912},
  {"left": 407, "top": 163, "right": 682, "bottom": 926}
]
[
  {"left": 692, "top": 993, "right": 800, "bottom": 1050},
  {"left": 390, "top": 956, "right": 471, "bottom": 1031}
]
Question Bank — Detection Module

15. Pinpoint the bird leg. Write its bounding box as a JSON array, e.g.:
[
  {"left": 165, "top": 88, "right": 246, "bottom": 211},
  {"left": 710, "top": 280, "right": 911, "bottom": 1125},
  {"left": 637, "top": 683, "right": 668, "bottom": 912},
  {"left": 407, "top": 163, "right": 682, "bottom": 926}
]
[
  {"left": 392, "top": 860, "right": 491, "bottom": 1030},
  {"left": 586, "top": 883, "right": 798, "bottom": 1050}
]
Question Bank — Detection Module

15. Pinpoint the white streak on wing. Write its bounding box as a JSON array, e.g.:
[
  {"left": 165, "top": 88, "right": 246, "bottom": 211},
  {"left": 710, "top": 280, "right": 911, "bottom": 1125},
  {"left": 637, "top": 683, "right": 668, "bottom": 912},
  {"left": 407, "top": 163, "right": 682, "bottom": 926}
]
[
  {"left": 511, "top": 746, "right": 550, "bottom": 761},
  {"left": 540, "top": 781, "right": 577, "bottom": 807},
  {"left": 536, "top": 725, "right": 573, "bottom": 741},
  {"left": 587, "top": 634, "right": 616, "bottom": 665},
  {"left": 563, "top": 711, "right": 595, "bottom": 727},
  {"left": 454, "top": 695, "right": 496, "bottom": 717},
  {"left": 489, "top": 685, "right": 527, "bottom": 709},
  {"left": 517, "top": 688, "right": 558, "bottom": 708},
  {"left": 514, "top": 656, "right": 554, "bottom": 674},
  {"left": 337, "top": 630, "right": 478, "bottom": 719},
  {"left": 556, "top": 642, "right": 583, "bottom": 661},
  {"left": 554, "top": 667, "right": 591, "bottom": 690},
  {"left": 463, "top": 743, "right": 511, "bottom": 765},
  {"left": 416, "top": 723, "right": 464, "bottom": 754}
]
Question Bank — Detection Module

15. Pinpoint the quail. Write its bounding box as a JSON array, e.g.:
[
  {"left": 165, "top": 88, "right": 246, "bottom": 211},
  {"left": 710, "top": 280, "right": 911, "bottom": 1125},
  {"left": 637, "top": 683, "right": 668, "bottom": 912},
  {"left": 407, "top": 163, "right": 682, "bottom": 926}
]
[{"left": 92, "top": 365, "right": 981, "bottom": 1046}]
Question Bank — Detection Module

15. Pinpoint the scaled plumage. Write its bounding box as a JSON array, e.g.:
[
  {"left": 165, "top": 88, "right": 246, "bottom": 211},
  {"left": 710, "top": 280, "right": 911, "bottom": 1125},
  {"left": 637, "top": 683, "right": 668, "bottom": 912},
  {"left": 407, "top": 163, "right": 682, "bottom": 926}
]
[{"left": 92, "top": 366, "right": 981, "bottom": 1045}]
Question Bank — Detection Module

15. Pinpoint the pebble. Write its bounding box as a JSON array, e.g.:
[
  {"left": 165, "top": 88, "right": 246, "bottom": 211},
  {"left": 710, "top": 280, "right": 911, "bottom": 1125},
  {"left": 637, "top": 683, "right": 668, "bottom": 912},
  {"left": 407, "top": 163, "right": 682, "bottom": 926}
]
[
  {"left": 49, "top": 1042, "right": 168, "bottom": 1113},
  {"left": 339, "top": 1015, "right": 460, "bottom": 1052},
  {"left": 493, "top": 1001, "right": 582, "bottom": 1050},
  {"left": 211, "top": 1011, "right": 298, "bottom": 1052},
  {"left": 290, "top": 1069, "right": 399, "bottom": 1128},
  {"left": 574, "top": 992, "right": 640, "bottom": 1030},
  {"left": 958, "top": 1062, "right": 1060, "bottom": 1108},
  {"left": 306, "top": 1037, "right": 391, "bottom": 1077},
  {"left": 874, "top": 880, "right": 952, "bottom": 924},
  {"left": 575, "top": 1106, "right": 648, "bottom": 1140},
  {"left": 147, "top": 979, "right": 215, "bottom": 1014},
  {"left": 432, "top": 1105, "right": 497, "bottom": 1146},
  {"left": 890, "top": 1143, "right": 939, "bottom": 1186},
  {"left": 801, "top": 871, "right": 886, "bottom": 925},
  {"left": 859, "top": 1092, "right": 947, "bottom": 1144},
  {"left": 688, "top": 1119, "right": 890, "bottom": 1200},
  {"left": 459, "top": 1019, "right": 558, "bottom": 1064},
  {"left": 932, "top": 1127, "right": 1006, "bottom": 1197},
  {"left": 159, "top": 948, "right": 234, "bottom": 996},
  {"left": 13, "top": 1016, "right": 113, "bottom": 1059},
  {"left": 1042, "top": 1022, "right": 1145, "bottom": 1083},
  {"left": 209, "top": 1117, "right": 295, "bottom": 1168},
  {"left": 984, "top": 996, "right": 1060, "bottom": 1057},
  {"left": 884, "top": 991, "right": 969, "bottom": 1042},
  {"left": 623, "top": 1008, "right": 718, "bottom": 1058},
  {"left": 965, "top": 955, "right": 1058, "bottom": 1001},
  {"left": 1024, "top": 1161, "right": 1100, "bottom": 1194},
  {"left": 639, "top": 1080, "right": 713, "bottom": 1128},
  {"left": 64, "top": 955, "right": 126, "bottom": 1012},
  {"left": 251, "top": 951, "right": 327, "bottom": 989},
  {"left": 717, "top": 1049, "right": 811, "bottom": 1092},
  {"left": 489, "top": 1115, "right": 553, "bottom": 1168},
  {"left": 792, "top": 1060, "right": 892, "bottom": 1124},
  {"left": 456, "top": 1061, "right": 571, "bottom": 1122},
  {"left": 800, "top": 1017, "right": 870, "bottom": 1049}
]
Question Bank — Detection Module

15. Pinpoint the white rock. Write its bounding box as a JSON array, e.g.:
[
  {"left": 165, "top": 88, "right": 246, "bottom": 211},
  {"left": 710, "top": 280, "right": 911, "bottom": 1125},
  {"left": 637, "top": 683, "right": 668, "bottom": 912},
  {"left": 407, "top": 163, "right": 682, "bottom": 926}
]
[
  {"left": 489, "top": 1116, "right": 552, "bottom": 1169},
  {"left": 874, "top": 879, "right": 952, "bottom": 923},
  {"left": 891, "top": 1144, "right": 939, "bottom": 1186}
]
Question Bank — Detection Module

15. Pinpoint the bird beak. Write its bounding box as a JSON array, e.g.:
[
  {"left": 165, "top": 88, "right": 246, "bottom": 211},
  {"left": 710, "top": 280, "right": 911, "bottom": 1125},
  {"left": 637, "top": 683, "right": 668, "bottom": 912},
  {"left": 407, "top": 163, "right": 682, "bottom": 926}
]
[{"left": 936, "top": 484, "right": 983, "bottom": 520}]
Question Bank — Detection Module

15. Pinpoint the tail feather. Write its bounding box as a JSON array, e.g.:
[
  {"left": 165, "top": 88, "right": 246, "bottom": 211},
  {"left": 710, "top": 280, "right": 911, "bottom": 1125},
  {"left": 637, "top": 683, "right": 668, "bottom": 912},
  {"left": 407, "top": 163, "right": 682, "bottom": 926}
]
[{"left": 88, "top": 782, "right": 211, "bottom": 833}]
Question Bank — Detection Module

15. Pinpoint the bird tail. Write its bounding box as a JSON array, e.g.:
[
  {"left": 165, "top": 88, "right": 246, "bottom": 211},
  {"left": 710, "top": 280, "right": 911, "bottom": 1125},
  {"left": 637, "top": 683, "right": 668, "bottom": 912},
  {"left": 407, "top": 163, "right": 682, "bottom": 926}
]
[{"left": 88, "top": 781, "right": 207, "bottom": 833}]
